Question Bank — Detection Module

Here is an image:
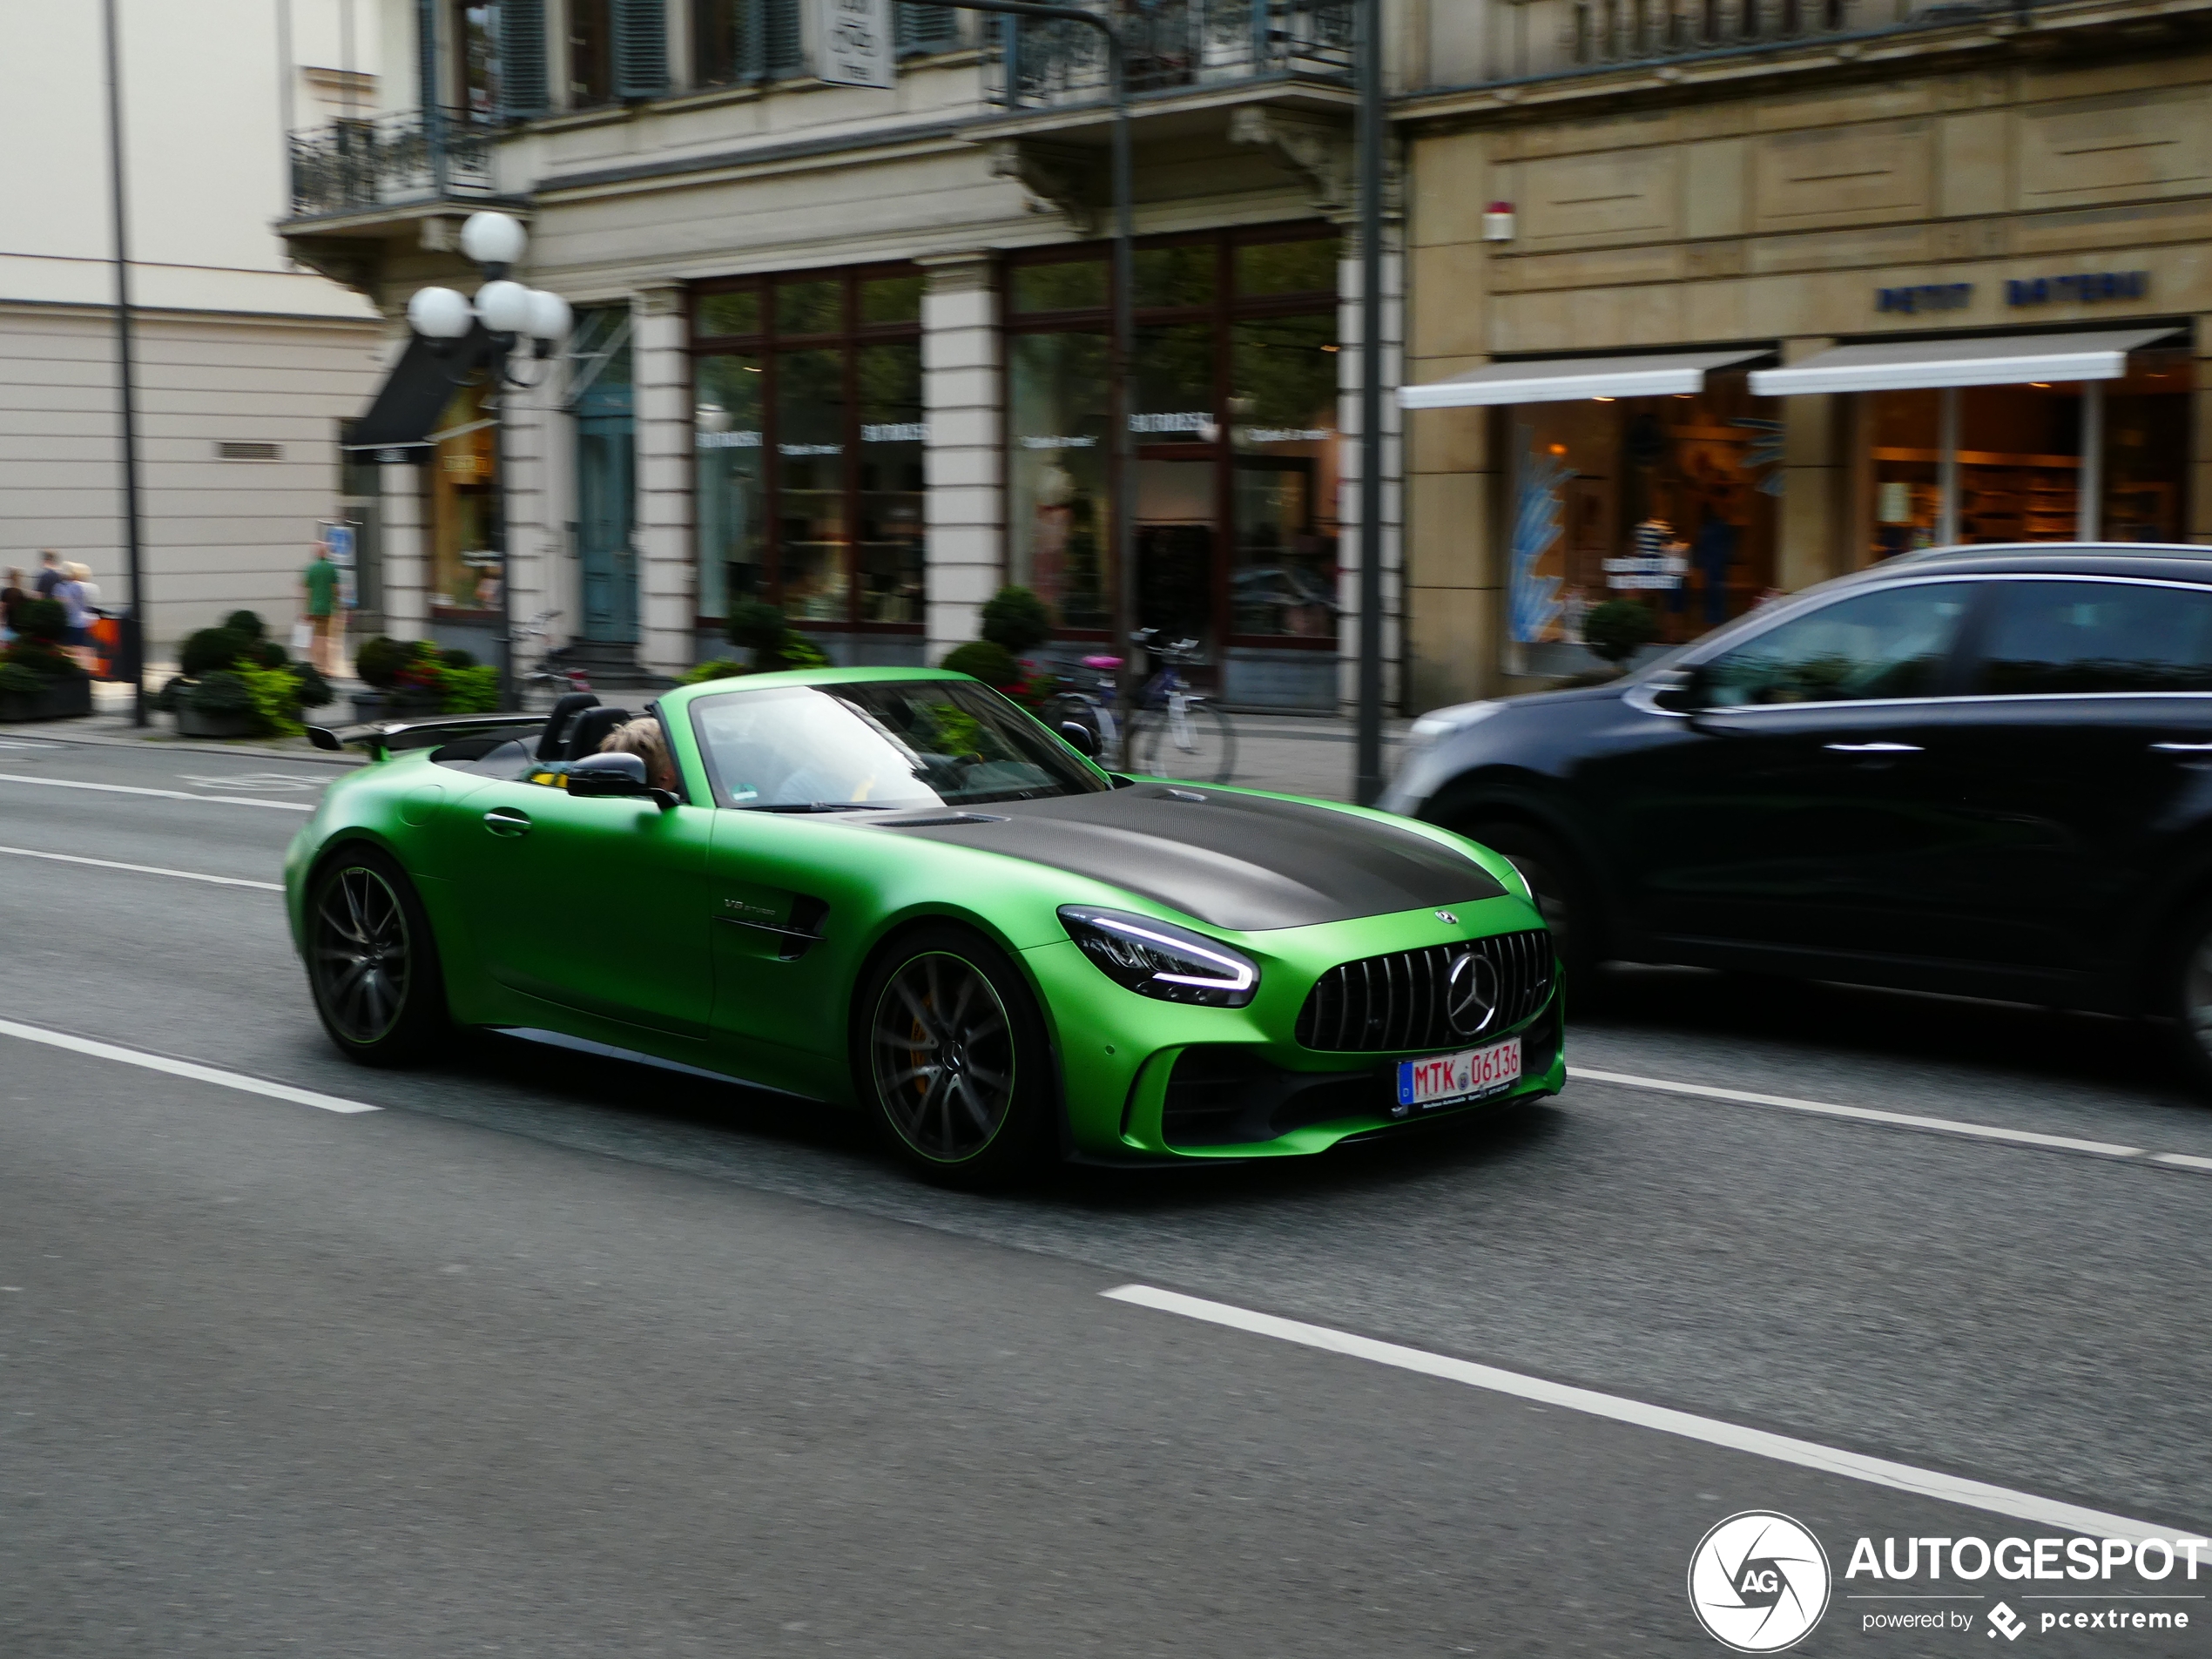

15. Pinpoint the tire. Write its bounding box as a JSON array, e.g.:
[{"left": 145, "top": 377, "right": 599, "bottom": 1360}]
[
  {"left": 2167, "top": 896, "right": 2212, "bottom": 1091},
  {"left": 303, "top": 845, "right": 449, "bottom": 1067},
  {"left": 1458, "top": 818, "right": 1598, "bottom": 991},
  {"left": 853, "top": 924, "right": 1055, "bottom": 1187},
  {"left": 1130, "top": 702, "right": 1237, "bottom": 784}
]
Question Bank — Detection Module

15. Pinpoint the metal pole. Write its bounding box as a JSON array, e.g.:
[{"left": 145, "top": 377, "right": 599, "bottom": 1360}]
[
  {"left": 1352, "top": 0, "right": 1386, "bottom": 804},
  {"left": 103, "top": 0, "right": 149, "bottom": 725},
  {"left": 1937, "top": 384, "right": 1960, "bottom": 547},
  {"left": 2077, "top": 380, "right": 2104, "bottom": 543}
]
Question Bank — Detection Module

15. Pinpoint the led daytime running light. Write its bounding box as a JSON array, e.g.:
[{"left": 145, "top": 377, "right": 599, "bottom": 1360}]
[{"left": 1058, "top": 906, "right": 1260, "bottom": 1008}]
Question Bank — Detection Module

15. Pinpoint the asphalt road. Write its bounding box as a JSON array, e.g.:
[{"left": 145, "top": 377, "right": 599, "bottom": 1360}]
[{"left": 3, "top": 732, "right": 2210, "bottom": 1656}]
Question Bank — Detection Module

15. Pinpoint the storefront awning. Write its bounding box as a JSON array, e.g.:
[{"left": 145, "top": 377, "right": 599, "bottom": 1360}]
[
  {"left": 342, "top": 327, "right": 494, "bottom": 460},
  {"left": 1749, "top": 327, "right": 2181, "bottom": 396},
  {"left": 1399, "top": 348, "right": 1773, "bottom": 409}
]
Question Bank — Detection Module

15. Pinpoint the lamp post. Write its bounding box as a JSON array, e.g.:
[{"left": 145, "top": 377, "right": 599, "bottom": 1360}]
[{"left": 404, "top": 211, "right": 574, "bottom": 706}]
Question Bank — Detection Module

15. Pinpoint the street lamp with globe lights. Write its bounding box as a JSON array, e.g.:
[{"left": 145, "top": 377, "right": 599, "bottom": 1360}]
[{"left": 402, "top": 211, "right": 572, "bottom": 704}]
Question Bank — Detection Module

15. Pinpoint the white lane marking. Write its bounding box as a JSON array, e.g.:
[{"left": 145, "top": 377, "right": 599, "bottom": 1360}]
[
  {"left": 0, "top": 772, "right": 314, "bottom": 812},
  {"left": 178, "top": 772, "right": 320, "bottom": 792},
  {"left": 0, "top": 844, "right": 281, "bottom": 891},
  {"left": 1103, "top": 1285, "right": 2205, "bottom": 1547},
  {"left": 1568, "top": 1065, "right": 2174, "bottom": 1165},
  {"left": 0, "top": 1019, "right": 378, "bottom": 1115}
]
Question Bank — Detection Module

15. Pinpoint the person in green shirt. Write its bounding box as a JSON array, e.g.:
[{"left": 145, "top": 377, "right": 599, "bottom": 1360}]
[{"left": 301, "top": 543, "right": 341, "bottom": 674}]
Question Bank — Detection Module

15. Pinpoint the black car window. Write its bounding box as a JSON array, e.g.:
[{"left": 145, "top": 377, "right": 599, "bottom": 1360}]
[
  {"left": 1971, "top": 580, "right": 2212, "bottom": 695},
  {"left": 1699, "top": 582, "right": 1974, "bottom": 707},
  {"left": 689, "top": 678, "right": 1111, "bottom": 809}
]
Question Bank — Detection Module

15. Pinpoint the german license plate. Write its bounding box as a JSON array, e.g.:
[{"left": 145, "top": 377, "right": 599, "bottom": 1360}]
[{"left": 1397, "top": 1036, "right": 1521, "bottom": 1111}]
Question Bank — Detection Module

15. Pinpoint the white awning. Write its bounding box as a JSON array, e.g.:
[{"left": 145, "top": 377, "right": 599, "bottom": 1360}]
[
  {"left": 1749, "top": 327, "right": 2181, "bottom": 396},
  {"left": 1398, "top": 348, "right": 1772, "bottom": 409}
]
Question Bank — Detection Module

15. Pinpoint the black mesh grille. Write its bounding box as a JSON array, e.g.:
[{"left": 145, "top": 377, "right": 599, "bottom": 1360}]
[{"left": 1294, "top": 930, "right": 1554, "bottom": 1053}]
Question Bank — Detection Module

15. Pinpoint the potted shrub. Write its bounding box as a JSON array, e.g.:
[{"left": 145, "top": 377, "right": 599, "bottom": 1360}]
[
  {"left": 0, "top": 599, "right": 93, "bottom": 721},
  {"left": 175, "top": 669, "right": 260, "bottom": 738},
  {"left": 351, "top": 635, "right": 413, "bottom": 720},
  {"left": 727, "top": 602, "right": 830, "bottom": 672},
  {"left": 1581, "top": 597, "right": 1661, "bottom": 672},
  {"left": 939, "top": 585, "right": 1056, "bottom": 710}
]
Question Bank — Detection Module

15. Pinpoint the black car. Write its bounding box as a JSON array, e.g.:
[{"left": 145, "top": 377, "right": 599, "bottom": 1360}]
[{"left": 1379, "top": 544, "right": 2212, "bottom": 1081}]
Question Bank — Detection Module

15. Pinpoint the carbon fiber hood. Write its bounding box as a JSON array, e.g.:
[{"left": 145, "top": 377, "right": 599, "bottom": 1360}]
[{"left": 869, "top": 784, "right": 1505, "bottom": 931}]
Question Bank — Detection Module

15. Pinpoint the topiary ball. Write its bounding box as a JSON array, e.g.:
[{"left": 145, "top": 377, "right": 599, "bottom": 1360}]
[
  {"left": 980, "top": 585, "right": 1053, "bottom": 655},
  {"left": 1581, "top": 597, "right": 1660, "bottom": 666},
  {"left": 185, "top": 670, "right": 255, "bottom": 715},
  {"left": 727, "top": 601, "right": 791, "bottom": 656},
  {"left": 440, "top": 648, "right": 476, "bottom": 670},
  {"left": 353, "top": 636, "right": 412, "bottom": 689},
  {"left": 939, "top": 640, "right": 1020, "bottom": 685},
  {"left": 180, "top": 626, "right": 252, "bottom": 678},
  {"left": 224, "top": 610, "right": 267, "bottom": 641}
]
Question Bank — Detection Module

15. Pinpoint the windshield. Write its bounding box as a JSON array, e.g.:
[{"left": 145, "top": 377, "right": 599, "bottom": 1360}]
[{"left": 688, "top": 679, "right": 1111, "bottom": 810}]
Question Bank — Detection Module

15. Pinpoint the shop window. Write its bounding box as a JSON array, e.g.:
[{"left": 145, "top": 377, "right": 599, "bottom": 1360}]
[
  {"left": 1507, "top": 374, "right": 1780, "bottom": 651},
  {"left": 691, "top": 264, "right": 923, "bottom": 631},
  {"left": 1005, "top": 226, "right": 1341, "bottom": 653},
  {"left": 1866, "top": 351, "right": 2193, "bottom": 560},
  {"left": 696, "top": 354, "right": 765, "bottom": 619},
  {"left": 1234, "top": 238, "right": 1337, "bottom": 299},
  {"left": 1008, "top": 331, "right": 1112, "bottom": 631},
  {"left": 429, "top": 384, "right": 501, "bottom": 616}
]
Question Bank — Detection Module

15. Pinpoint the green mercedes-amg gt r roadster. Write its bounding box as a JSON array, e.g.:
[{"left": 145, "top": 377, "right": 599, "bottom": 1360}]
[{"left": 285, "top": 668, "right": 1561, "bottom": 1183}]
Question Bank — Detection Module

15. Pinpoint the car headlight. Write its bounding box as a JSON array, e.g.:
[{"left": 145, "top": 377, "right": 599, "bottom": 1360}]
[{"left": 1058, "top": 907, "right": 1258, "bottom": 1008}]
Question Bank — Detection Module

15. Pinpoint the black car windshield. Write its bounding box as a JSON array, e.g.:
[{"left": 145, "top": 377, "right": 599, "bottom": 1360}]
[{"left": 689, "top": 679, "right": 1110, "bottom": 809}]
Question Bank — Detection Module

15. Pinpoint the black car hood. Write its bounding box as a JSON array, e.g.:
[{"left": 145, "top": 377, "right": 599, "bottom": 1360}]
[{"left": 868, "top": 785, "right": 1505, "bottom": 931}]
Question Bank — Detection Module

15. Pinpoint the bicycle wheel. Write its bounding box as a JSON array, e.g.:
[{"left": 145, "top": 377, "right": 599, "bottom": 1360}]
[{"left": 1131, "top": 701, "right": 1237, "bottom": 784}]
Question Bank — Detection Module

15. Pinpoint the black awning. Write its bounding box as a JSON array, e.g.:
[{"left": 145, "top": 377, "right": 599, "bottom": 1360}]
[{"left": 343, "top": 326, "right": 492, "bottom": 462}]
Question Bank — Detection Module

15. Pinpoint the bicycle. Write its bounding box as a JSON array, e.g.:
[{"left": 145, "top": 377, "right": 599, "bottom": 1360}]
[
  {"left": 1051, "top": 633, "right": 1236, "bottom": 784},
  {"left": 510, "top": 610, "right": 592, "bottom": 707},
  {"left": 1125, "top": 631, "right": 1236, "bottom": 785}
]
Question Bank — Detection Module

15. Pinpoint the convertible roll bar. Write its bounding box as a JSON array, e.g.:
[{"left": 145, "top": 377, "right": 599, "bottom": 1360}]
[{"left": 307, "top": 711, "right": 544, "bottom": 759}]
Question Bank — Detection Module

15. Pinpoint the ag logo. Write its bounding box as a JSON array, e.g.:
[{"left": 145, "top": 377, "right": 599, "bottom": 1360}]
[
  {"left": 1444, "top": 948, "right": 1500, "bottom": 1038},
  {"left": 1687, "top": 1512, "right": 1831, "bottom": 1652}
]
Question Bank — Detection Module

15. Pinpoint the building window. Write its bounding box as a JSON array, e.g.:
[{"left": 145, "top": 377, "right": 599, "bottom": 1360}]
[
  {"left": 429, "top": 383, "right": 502, "bottom": 617},
  {"left": 570, "top": 0, "right": 614, "bottom": 103},
  {"left": 693, "top": 265, "right": 925, "bottom": 632},
  {"left": 1004, "top": 226, "right": 1341, "bottom": 656},
  {"left": 693, "top": 0, "right": 806, "bottom": 84},
  {"left": 456, "top": 1, "right": 501, "bottom": 120}
]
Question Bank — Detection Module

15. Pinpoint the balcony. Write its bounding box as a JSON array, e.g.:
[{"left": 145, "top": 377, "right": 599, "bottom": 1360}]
[
  {"left": 1472, "top": 0, "right": 1986, "bottom": 83},
  {"left": 986, "top": 0, "right": 1353, "bottom": 109},
  {"left": 287, "top": 109, "right": 497, "bottom": 222}
]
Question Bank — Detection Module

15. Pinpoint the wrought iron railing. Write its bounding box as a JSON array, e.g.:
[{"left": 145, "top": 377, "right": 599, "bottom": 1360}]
[
  {"left": 287, "top": 109, "right": 496, "bottom": 219},
  {"left": 986, "top": 0, "right": 1352, "bottom": 107},
  {"left": 1480, "top": 0, "right": 1975, "bottom": 80}
]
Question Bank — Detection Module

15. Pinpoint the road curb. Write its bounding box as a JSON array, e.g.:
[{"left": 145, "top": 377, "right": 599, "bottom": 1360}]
[{"left": 0, "top": 722, "right": 364, "bottom": 767}]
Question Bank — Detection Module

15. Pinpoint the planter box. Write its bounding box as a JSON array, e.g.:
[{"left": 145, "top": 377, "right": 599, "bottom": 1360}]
[
  {"left": 0, "top": 676, "right": 93, "bottom": 723},
  {"left": 349, "top": 691, "right": 390, "bottom": 723},
  {"left": 176, "top": 705, "right": 260, "bottom": 739}
]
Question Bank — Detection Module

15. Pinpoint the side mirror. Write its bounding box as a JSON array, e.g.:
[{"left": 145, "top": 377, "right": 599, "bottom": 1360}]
[
  {"left": 1643, "top": 665, "right": 1706, "bottom": 715},
  {"left": 566, "top": 752, "right": 651, "bottom": 799},
  {"left": 1058, "top": 720, "right": 1099, "bottom": 759}
]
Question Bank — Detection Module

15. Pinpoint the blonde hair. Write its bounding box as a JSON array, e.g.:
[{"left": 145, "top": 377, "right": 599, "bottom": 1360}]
[{"left": 598, "top": 717, "right": 677, "bottom": 792}]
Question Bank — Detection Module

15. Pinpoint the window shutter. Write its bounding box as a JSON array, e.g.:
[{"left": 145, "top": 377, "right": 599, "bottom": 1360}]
[
  {"left": 762, "top": 0, "right": 804, "bottom": 77},
  {"left": 497, "top": 0, "right": 550, "bottom": 119},
  {"left": 896, "top": 1, "right": 959, "bottom": 54},
  {"left": 613, "top": 0, "right": 671, "bottom": 98}
]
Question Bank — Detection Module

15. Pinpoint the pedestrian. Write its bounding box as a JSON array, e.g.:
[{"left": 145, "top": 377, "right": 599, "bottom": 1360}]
[
  {"left": 301, "top": 540, "right": 341, "bottom": 675},
  {"left": 33, "top": 550, "right": 62, "bottom": 600},
  {"left": 67, "top": 563, "right": 101, "bottom": 611},
  {"left": 1, "top": 569, "right": 25, "bottom": 642},
  {"left": 53, "top": 564, "right": 91, "bottom": 647}
]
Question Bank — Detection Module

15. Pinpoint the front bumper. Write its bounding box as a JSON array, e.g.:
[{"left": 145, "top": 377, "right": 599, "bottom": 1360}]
[{"left": 1025, "top": 897, "right": 1564, "bottom": 1162}]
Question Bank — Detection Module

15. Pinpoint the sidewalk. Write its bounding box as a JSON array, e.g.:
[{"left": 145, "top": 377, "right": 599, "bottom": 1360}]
[{"left": 6, "top": 682, "right": 1406, "bottom": 799}]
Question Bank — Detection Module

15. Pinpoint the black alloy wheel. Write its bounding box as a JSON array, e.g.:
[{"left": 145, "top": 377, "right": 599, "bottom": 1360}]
[
  {"left": 1461, "top": 819, "right": 1595, "bottom": 991},
  {"left": 2170, "top": 899, "right": 2212, "bottom": 1092},
  {"left": 857, "top": 926, "right": 1050, "bottom": 1185},
  {"left": 305, "top": 846, "right": 448, "bottom": 1066}
]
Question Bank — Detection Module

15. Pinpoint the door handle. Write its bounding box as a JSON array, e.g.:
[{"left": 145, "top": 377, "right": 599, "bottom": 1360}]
[
  {"left": 482, "top": 806, "right": 533, "bottom": 837},
  {"left": 1824, "top": 742, "right": 1923, "bottom": 753},
  {"left": 2151, "top": 741, "right": 2212, "bottom": 752}
]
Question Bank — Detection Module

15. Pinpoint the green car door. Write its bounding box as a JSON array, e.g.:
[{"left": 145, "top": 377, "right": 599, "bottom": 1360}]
[{"left": 443, "top": 772, "right": 716, "bottom": 1038}]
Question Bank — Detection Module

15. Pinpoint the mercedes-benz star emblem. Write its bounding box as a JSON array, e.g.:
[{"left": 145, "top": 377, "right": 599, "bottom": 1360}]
[{"left": 1444, "top": 949, "right": 1500, "bottom": 1039}]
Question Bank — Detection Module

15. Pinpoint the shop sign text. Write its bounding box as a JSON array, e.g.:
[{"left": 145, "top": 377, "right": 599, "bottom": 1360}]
[{"left": 2007, "top": 271, "right": 2149, "bottom": 306}]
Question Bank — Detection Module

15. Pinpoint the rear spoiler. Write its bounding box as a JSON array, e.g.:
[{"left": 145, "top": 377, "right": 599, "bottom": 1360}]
[{"left": 307, "top": 711, "right": 544, "bottom": 759}]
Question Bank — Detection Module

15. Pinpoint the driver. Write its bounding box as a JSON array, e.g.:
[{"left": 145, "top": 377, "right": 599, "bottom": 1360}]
[{"left": 597, "top": 718, "right": 680, "bottom": 795}]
